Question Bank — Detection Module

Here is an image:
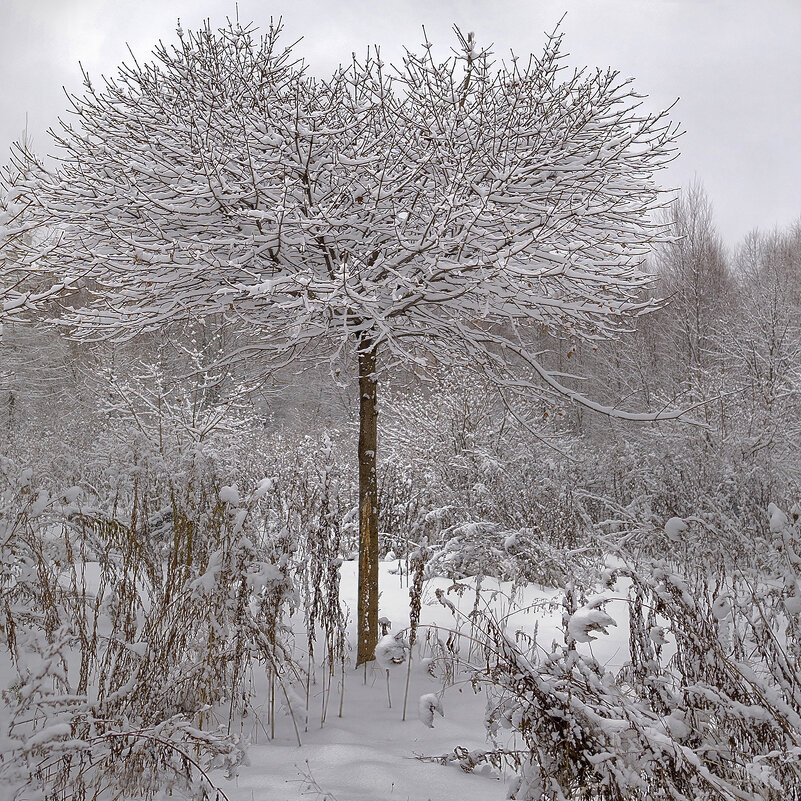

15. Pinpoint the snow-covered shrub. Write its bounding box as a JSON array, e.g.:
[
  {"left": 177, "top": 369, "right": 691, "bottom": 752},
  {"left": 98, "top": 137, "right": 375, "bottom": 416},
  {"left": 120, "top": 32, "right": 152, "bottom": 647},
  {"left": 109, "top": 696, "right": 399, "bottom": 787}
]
[
  {"left": 0, "top": 449, "right": 299, "bottom": 799},
  {"left": 298, "top": 432, "right": 348, "bottom": 726},
  {"left": 425, "top": 521, "right": 595, "bottom": 589},
  {"left": 375, "top": 633, "right": 407, "bottom": 670},
  {"left": 418, "top": 693, "right": 444, "bottom": 729},
  {"left": 470, "top": 530, "right": 801, "bottom": 800},
  {"left": 375, "top": 372, "right": 599, "bottom": 586},
  {"left": 579, "top": 430, "right": 783, "bottom": 571}
]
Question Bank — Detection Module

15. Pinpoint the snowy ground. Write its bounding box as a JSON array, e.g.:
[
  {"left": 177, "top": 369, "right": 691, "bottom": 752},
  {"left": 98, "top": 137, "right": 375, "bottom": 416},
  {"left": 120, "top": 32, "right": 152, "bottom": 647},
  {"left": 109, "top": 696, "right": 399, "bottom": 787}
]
[
  {"left": 0, "top": 557, "right": 634, "bottom": 801},
  {"left": 218, "top": 560, "right": 631, "bottom": 801}
]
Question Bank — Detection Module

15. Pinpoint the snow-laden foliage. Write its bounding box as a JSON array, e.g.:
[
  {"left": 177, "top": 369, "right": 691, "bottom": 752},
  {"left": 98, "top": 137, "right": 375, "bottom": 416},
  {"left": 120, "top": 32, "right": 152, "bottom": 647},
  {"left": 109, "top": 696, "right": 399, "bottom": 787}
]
[
  {"left": 418, "top": 693, "right": 444, "bottom": 729},
  {"left": 374, "top": 633, "right": 407, "bottom": 671},
  {"left": 0, "top": 441, "right": 299, "bottom": 799},
  {"left": 5, "top": 21, "right": 678, "bottom": 404},
  {"left": 431, "top": 510, "right": 801, "bottom": 801}
]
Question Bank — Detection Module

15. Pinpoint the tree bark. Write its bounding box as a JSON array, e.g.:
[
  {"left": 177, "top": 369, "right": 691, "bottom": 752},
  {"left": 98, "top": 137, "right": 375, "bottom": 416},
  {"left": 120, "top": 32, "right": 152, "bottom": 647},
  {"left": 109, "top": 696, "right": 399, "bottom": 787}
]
[{"left": 356, "top": 341, "right": 379, "bottom": 666}]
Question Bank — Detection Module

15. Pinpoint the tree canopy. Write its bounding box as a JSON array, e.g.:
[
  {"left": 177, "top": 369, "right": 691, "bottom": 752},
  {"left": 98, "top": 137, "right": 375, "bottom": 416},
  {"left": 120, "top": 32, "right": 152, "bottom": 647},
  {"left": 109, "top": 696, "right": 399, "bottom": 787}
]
[{"left": 4, "top": 22, "right": 678, "bottom": 393}]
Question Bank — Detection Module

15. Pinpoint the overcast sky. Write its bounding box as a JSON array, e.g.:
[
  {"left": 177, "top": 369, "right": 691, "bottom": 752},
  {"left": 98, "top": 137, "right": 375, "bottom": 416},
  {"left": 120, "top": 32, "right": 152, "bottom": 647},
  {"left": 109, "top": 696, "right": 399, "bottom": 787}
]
[{"left": 2, "top": 0, "right": 799, "bottom": 246}]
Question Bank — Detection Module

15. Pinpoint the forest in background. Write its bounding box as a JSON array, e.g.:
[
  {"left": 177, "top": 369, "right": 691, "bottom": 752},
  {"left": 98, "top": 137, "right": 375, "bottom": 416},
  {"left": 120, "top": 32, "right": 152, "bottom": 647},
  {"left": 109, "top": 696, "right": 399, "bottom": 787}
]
[{"left": 4, "top": 182, "right": 800, "bottom": 570}]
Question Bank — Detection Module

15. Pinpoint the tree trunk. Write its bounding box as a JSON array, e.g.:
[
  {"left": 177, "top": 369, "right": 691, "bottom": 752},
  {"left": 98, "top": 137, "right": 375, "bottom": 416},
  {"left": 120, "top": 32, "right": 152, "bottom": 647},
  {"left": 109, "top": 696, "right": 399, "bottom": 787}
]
[{"left": 356, "top": 342, "right": 379, "bottom": 666}]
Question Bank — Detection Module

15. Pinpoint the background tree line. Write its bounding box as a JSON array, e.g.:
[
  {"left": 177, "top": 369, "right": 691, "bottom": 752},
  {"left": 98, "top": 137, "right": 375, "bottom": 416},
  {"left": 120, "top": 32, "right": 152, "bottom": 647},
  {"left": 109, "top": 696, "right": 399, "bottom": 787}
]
[{"left": 3, "top": 180, "right": 799, "bottom": 570}]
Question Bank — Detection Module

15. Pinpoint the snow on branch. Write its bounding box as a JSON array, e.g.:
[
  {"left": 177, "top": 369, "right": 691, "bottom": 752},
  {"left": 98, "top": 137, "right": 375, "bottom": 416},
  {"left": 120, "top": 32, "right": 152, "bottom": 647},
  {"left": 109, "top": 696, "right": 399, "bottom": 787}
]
[{"left": 4, "top": 19, "right": 681, "bottom": 413}]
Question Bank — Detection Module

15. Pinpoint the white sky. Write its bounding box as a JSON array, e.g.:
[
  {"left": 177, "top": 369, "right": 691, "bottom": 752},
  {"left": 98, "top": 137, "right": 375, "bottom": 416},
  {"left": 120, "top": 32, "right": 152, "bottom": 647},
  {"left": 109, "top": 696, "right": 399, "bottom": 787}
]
[{"left": 2, "top": 0, "right": 799, "bottom": 246}]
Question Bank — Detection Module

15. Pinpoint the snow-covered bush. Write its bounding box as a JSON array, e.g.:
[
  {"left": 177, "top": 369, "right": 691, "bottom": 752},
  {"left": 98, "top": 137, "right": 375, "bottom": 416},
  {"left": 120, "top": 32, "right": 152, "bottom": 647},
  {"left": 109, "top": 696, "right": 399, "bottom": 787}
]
[
  {"left": 468, "top": 517, "right": 801, "bottom": 800},
  {"left": 376, "top": 372, "right": 596, "bottom": 581},
  {"left": 0, "top": 447, "right": 299, "bottom": 799},
  {"left": 425, "top": 521, "right": 595, "bottom": 589}
]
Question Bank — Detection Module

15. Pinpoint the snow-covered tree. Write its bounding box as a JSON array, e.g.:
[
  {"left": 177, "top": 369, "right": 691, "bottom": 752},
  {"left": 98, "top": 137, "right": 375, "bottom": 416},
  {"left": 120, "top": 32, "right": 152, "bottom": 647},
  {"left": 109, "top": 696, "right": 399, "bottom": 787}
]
[
  {"left": 3, "top": 20, "right": 681, "bottom": 664},
  {"left": 649, "top": 182, "right": 731, "bottom": 413}
]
